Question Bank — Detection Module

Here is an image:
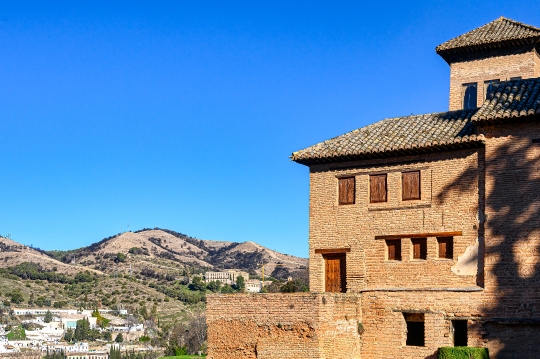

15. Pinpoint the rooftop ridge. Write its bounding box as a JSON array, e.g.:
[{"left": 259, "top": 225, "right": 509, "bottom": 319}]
[{"left": 436, "top": 16, "right": 540, "bottom": 56}]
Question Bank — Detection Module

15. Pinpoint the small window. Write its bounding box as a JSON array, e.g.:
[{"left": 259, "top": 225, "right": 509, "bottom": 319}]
[
  {"left": 437, "top": 237, "right": 453, "bottom": 259},
  {"left": 386, "top": 239, "right": 402, "bottom": 261},
  {"left": 484, "top": 79, "right": 499, "bottom": 98},
  {"left": 402, "top": 171, "right": 420, "bottom": 200},
  {"left": 412, "top": 238, "right": 427, "bottom": 260},
  {"left": 462, "top": 83, "right": 478, "bottom": 110},
  {"left": 510, "top": 76, "right": 522, "bottom": 81},
  {"left": 370, "top": 174, "right": 387, "bottom": 203},
  {"left": 453, "top": 320, "right": 468, "bottom": 347},
  {"left": 404, "top": 313, "right": 425, "bottom": 346},
  {"left": 338, "top": 177, "right": 355, "bottom": 205}
]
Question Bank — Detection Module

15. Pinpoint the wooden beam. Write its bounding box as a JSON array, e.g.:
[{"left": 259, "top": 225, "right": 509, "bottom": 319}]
[
  {"left": 375, "top": 231, "right": 462, "bottom": 240},
  {"left": 314, "top": 248, "right": 351, "bottom": 254}
]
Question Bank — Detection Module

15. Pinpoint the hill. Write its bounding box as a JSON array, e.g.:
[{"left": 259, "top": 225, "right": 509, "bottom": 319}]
[{"left": 44, "top": 228, "right": 307, "bottom": 280}]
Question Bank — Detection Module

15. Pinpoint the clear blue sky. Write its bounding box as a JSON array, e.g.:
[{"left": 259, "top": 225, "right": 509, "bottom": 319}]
[{"left": 1, "top": 1, "right": 539, "bottom": 257}]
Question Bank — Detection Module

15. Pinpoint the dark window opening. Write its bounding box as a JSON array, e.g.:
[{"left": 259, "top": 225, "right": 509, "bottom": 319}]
[
  {"left": 532, "top": 138, "right": 540, "bottom": 144},
  {"left": 402, "top": 171, "right": 421, "bottom": 200},
  {"left": 338, "top": 177, "right": 355, "bottom": 205},
  {"left": 412, "top": 238, "right": 427, "bottom": 260},
  {"left": 510, "top": 76, "right": 522, "bottom": 81},
  {"left": 438, "top": 237, "right": 453, "bottom": 259},
  {"left": 463, "top": 83, "right": 478, "bottom": 110},
  {"left": 386, "top": 239, "right": 402, "bottom": 261},
  {"left": 370, "top": 174, "right": 387, "bottom": 203},
  {"left": 404, "top": 313, "right": 425, "bottom": 346},
  {"left": 453, "top": 320, "right": 468, "bottom": 347},
  {"left": 484, "top": 79, "right": 500, "bottom": 98}
]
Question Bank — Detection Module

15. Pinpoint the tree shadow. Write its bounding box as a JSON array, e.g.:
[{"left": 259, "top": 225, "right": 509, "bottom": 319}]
[{"left": 437, "top": 133, "right": 540, "bottom": 358}]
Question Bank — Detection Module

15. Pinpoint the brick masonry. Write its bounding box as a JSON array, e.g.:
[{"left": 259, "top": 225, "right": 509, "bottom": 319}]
[{"left": 448, "top": 50, "right": 540, "bottom": 111}]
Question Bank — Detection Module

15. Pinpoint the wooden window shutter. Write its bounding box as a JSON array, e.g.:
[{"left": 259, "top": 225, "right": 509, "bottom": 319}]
[
  {"left": 338, "top": 177, "right": 355, "bottom": 205},
  {"left": 386, "top": 239, "right": 401, "bottom": 261},
  {"left": 438, "top": 237, "right": 453, "bottom": 259},
  {"left": 370, "top": 174, "right": 387, "bottom": 203},
  {"left": 412, "top": 238, "right": 427, "bottom": 260},
  {"left": 402, "top": 171, "right": 421, "bottom": 200}
]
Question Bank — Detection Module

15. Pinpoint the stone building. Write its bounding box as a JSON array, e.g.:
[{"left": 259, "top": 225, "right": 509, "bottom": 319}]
[
  {"left": 207, "top": 17, "right": 540, "bottom": 358},
  {"left": 205, "top": 270, "right": 249, "bottom": 285}
]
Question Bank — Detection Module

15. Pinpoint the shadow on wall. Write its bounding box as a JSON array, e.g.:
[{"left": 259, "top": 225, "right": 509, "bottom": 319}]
[{"left": 438, "top": 134, "right": 540, "bottom": 358}]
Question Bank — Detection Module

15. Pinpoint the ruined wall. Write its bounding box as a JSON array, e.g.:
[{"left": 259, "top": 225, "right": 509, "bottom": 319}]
[
  {"left": 206, "top": 293, "right": 361, "bottom": 359},
  {"left": 308, "top": 149, "right": 482, "bottom": 293},
  {"left": 361, "top": 290, "right": 485, "bottom": 358},
  {"left": 448, "top": 50, "right": 540, "bottom": 111}
]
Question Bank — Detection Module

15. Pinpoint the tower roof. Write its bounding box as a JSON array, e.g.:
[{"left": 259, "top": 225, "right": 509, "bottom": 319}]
[{"left": 436, "top": 17, "right": 540, "bottom": 62}]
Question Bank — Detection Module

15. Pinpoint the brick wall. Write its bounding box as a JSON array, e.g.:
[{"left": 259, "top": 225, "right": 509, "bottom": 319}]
[
  {"left": 308, "top": 149, "right": 482, "bottom": 293},
  {"left": 448, "top": 50, "right": 540, "bottom": 111},
  {"left": 206, "top": 293, "right": 361, "bottom": 359}
]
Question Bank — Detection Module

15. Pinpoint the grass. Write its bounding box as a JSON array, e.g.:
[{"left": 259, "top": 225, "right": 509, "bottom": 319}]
[{"left": 159, "top": 356, "right": 206, "bottom": 359}]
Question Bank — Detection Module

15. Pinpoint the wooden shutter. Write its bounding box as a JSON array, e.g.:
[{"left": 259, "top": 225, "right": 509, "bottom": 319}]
[
  {"left": 370, "top": 174, "right": 387, "bottom": 203},
  {"left": 338, "top": 177, "right": 355, "bottom": 205},
  {"left": 412, "top": 238, "right": 427, "bottom": 260},
  {"left": 402, "top": 171, "right": 421, "bottom": 200},
  {"left": 386, "top": 240, "right": 401, "bottom": 261},
  {"left": 438, "top": 237, "right": 453, "bottom": 259},
  {"left": 324, "top": 254, "right": 346, "bottom": 293}
]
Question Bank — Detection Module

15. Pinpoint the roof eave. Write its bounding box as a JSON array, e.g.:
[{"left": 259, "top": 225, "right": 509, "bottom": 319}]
[{"left": 291, "top": 140, "right": 486, "bottom": 166}]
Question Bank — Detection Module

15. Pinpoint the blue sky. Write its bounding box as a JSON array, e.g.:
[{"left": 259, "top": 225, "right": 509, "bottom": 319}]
[{"left": 1, "top": 1, "right": 539, "bottom": 257}]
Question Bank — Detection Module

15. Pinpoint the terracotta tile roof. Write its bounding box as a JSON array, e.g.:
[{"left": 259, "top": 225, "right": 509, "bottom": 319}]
[
  {"left": 291, "top": 110, "right": 484, "bottom": 165},
  {"left": 472, "top": 77, "right": 540, "bottom": 122},
  {"left": 436, "top": 17, "right": 540, "bottom": 55}
]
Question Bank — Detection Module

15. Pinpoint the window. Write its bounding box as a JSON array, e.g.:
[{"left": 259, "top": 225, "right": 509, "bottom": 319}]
[
  {"left": 404, "top": 313, "right": 425, "bottom": 346},
  {"left": 462, "top": 83, "right": 477, "bottom": 110},
  {"left": 412, "top": 238, "right": 427, "bottom": 260},
  {"left": 453, "top": 320, "right": 468, "bottom": 347},
  {"left": 437, "top": 237, "right": 453, "bottom": 259},
  {"left": 484, "top": 79, "right": 499, "bottom": 98},
  {"left": 386, "top": 239, "right": 402, "bottom": 261},
  {"left": 370, "top": 174, "right": 387, "bottom": 203},
  {"left": 402, "top": 171, "right": 420, "bottom": 200},
  {"left": 338, "top": 177, "right": 355, "bottom": 205},
  {"left": 510, "top": 76, "right": 522, "bottom": 81}
]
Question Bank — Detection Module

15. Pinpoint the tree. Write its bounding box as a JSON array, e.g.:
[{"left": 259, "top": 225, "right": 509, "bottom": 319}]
[
  {"left": 207, "top": 280, "right": 222, "bottom": 293},
  {"left": 44, "top": 310, "right": 53, "bottom": 323},
  {"left": 28, "top": 293, "right": 35, "bottom": 306},
  {"left": 10, "top": 291, "right": 24, "bottom": 304},
  {"left": 103, "top": 331, "right": 112, "bottom": 341},
  {"left": 280, "top": 279, "right": 308, "bottom": 293},
  {"left": 74, "top": 318, "right": 90, "bottom": 341},
  {"left": 188, "top": 276, "right": 206, "bottom": 291},
  {"left": 64, "top": 327, "right": 74, "bottom": 342},
  {"left": 235, "top": 275, "right": 245, "bottom": 292},
  {"left": 220, "top": 284, "right": 234, "bottom": 294},
  {"left": 115, "top": 332, "right": 124, "bottom": 343}
]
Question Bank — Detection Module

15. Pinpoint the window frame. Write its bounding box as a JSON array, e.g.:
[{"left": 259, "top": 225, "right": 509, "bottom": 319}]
[
  {"left": 386, "top": 239, "right": 402, "bottom": 261},
  {"left": 462, "top": 82, "right": 478, "bottom": 110},
  {"left": 370, "top": 174, "right": 388, "bottom": 203},
  {"left": 411, "top": 238, "right": 427, "bottom": 260},
  {"left": 437, "top": 236, "right": 453, "bottom": 259},
  {"left": 402, "top": 171, "right": 421, "bottom": 201},
  {"left": 338, "top": 177, "right": 355, "bottom": 205},
  {"left": 404, "top": 312, "right": 425, "bottom": 347}
]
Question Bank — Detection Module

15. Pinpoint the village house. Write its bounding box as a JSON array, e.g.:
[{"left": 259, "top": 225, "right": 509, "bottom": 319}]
[{"left": 206, "top": 17, "right": 540, "bottom": 359}]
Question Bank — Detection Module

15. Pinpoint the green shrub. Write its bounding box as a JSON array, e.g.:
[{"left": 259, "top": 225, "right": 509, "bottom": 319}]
[{"left": 438, "top": 347, "right": 489, "bottom": 359}]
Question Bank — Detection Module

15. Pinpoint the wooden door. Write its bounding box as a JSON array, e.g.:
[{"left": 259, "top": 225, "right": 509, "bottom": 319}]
[{"left": 324, "top": 254, "right": 346, "bottom": 293}]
